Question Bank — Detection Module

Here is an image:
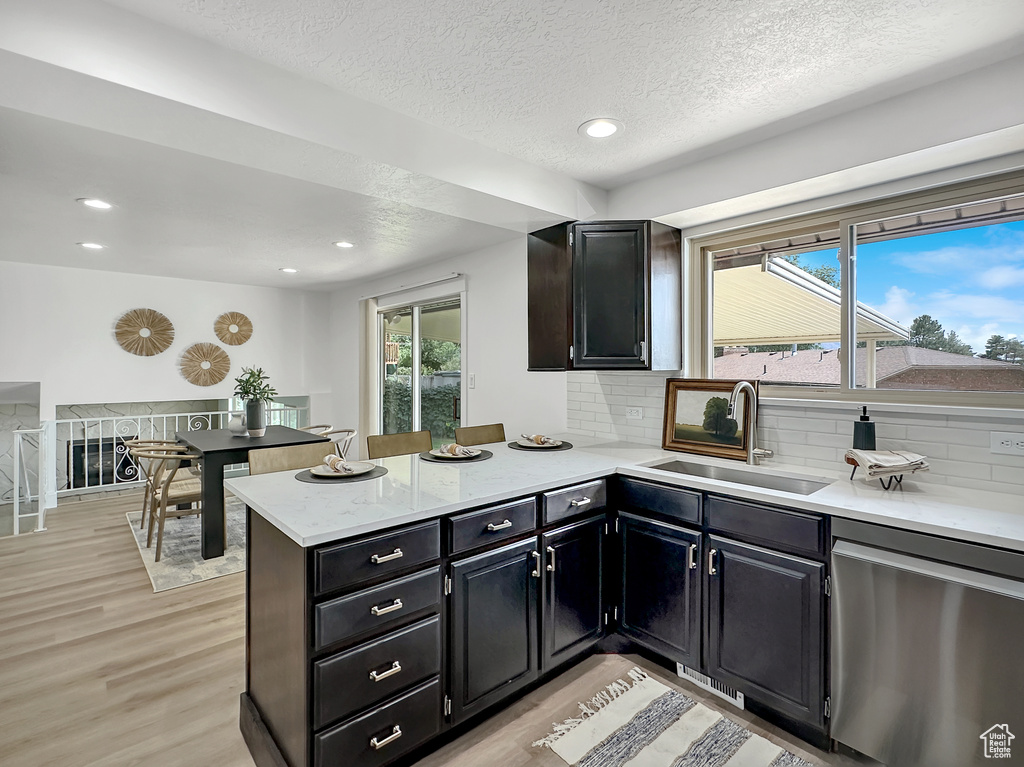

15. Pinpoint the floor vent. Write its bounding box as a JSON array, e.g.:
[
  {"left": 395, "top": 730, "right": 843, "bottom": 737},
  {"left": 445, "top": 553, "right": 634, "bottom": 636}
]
[{"left": 676, "top": 664, "right": 745, "bottom": 709}]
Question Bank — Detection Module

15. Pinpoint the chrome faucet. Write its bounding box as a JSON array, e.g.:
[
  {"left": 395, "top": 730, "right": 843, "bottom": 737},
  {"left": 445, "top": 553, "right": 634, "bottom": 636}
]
[{"left": 728, "top": 380, "right": 773, "bottom": 466}]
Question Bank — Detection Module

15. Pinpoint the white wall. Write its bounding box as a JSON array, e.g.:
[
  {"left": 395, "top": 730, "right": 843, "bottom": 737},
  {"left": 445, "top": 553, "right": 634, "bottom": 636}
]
[
  {"left": 0, "top": 261, "right": 331, "bottom": 419},
  {"left": 328, "top": 239, "right": 567, "bottom": 453}
]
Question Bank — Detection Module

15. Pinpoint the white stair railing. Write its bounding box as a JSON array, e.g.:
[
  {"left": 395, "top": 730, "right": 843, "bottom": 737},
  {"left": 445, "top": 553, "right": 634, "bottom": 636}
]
[{"left": 12, "top": 427, "right": 46, "bottom": 534}]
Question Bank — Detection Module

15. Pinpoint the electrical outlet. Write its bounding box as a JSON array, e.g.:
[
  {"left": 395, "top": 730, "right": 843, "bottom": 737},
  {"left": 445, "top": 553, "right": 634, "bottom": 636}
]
[
  {"left": 991, "top": 432, "right": 1024, "bottom": 456},
  {"left": 625, "top": 407, "right": 643, "bottom": 420}
]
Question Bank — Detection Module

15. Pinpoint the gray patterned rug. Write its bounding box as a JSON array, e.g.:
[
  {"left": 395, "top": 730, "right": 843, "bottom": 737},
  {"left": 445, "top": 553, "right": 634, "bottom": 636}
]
[
  {"left": 126, "top": 498, "right": 246, "bottom": 592},
  {"left": 534, "top": 668, "right": 817, "bottom": 767}
]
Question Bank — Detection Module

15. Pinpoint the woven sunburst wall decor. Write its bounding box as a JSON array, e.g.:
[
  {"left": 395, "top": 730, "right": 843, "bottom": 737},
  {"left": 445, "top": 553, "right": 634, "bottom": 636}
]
[
  {"left": 213, "top": 311, "right": 253, "bottom": 346},
  {"left": 180, "top": 343, "right": 230, "bottom": 387},
  {"left": 114, "top": 308, "right": 175, "bottom": 356}
]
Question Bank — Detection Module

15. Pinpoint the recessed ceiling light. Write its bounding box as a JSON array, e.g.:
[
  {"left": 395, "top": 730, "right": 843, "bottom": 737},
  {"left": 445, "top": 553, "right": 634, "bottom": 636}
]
[
  {"left": 77, "top": 198, "right": 113, "bottom": 210},
  {"left": 333, "top": 241, "right": 355, "bottom": 248},
  {"left": 279, "top": 268, "right": 298, "bottom": 273},
  {"left": 578, "top": 118, "right": 622, "bottom": 139},
  {"left": 78, "top": 242, "right": 105, "bottom": 250}
]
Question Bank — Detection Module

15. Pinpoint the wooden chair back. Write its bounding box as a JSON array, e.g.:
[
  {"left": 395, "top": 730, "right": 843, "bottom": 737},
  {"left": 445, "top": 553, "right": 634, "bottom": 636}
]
[
  {"left": 248, "top": 442, "right": 338, "bottom": 475},
  {"left": 454, "top": 423, "right": 506, "bottom": 446},
  {"left": 299, "top": 424, "right": 334, "bottom": 436},
  {"left": 323, "top": 429, "right": 358, "bottom": 460},
  {"left": 366, "top": 430, "right": 432, "bottom": 459}
]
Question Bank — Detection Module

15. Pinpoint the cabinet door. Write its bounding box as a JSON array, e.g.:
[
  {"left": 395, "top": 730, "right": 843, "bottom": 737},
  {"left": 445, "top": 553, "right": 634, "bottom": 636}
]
[
  {"left": 449, "top": 538, "right": 539, "bottom": 724},
  {"left": 572, "top": 222, "right": 648, "bottom": 369},
  {"left": 541, "top": 515, "right": 605, "bottom": 670},
  {"left": 706, "top": 535, "right": 826, "bottom": 729},
  {"left": 618, "top": 513, "right": 701, "bottom": 669}
]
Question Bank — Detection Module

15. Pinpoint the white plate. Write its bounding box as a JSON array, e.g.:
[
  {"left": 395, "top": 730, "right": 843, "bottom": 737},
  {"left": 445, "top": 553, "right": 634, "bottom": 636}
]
[
  {"left": 310, "top": 461, "right": 376, "bottom": 477},
  {"left": 429, "top": 448, "right": 481, "bottom": 459},
  {"left": 516, "top": 438, "right": 562, "bottom": 448}
]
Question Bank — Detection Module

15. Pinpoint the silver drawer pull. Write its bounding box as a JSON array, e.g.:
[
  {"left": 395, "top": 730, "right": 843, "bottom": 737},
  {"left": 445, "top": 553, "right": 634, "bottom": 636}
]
[
  {"left": 570, "top": 496, "right": 591, "bottom": 507},
  {"left": 486, "top": 519, "right": 512, "bottom": 532},
  {"left": 370, "top": 598, "right": 403, "bottom": 616},
  {"left": 531, "top": 550, "right": 541, "bottom": 578},
  {"left": 369, "top": 661, "right": 402, "bottom": 682},
  {"left": 546, "top": 545, "right": 556, "bottom": 572},
  {"left": 370, "top": 548, "right": 403, "bottom": 564},
  {"left": 708, "top": 548, "right": 718, "bottom": 576},
  {"left": 370, "top": 725, "right": 402, "bottom": 750},
  {"left": 687, "top": 543, "right": 697, "bottom": 570}
]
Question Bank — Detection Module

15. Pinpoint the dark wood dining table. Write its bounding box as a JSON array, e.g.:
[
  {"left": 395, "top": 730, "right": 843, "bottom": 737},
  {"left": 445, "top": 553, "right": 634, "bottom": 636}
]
[{"left": 176, "top": 425, "right": 330, "bottom": 559}]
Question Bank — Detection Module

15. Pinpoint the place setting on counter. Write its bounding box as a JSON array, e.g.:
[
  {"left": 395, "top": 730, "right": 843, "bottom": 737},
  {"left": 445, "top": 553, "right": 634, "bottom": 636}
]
[
  {"left": 419, "top": 442, "right": 493, "bottom": 463},
  {"left": 507, "top": 433, "right": 574, "bottom": 451},
  {"left": 295, "top": 454, "right": 389, "bottom": 484}
]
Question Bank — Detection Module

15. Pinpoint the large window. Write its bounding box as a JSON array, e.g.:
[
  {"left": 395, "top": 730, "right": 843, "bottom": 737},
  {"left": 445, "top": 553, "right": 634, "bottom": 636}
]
[{"left": 702, "top": 174, "right": 1024, "bottom": 400}]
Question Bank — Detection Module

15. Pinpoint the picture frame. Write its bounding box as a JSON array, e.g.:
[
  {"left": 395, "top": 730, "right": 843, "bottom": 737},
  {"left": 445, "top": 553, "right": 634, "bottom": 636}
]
[{"left": 661, "top": 378, "right": 758, "bottom": 461}]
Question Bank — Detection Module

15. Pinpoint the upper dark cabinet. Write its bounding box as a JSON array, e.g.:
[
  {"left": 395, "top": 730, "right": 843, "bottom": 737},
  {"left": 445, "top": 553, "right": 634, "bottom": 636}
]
[{"left": 527, "top": 220, "right": 681, "bottom": 371}]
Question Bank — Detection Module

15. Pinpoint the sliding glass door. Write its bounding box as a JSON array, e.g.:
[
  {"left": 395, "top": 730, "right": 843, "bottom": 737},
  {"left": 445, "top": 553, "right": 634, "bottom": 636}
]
[{"left": 380, "top": 298, "right": 462, "bottom": 447}]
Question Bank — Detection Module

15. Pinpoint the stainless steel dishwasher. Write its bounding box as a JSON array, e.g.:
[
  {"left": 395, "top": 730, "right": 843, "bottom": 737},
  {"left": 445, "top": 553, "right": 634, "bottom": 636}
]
[{"left": 832, "top": 520, "right": 1024, "bottom": 767}]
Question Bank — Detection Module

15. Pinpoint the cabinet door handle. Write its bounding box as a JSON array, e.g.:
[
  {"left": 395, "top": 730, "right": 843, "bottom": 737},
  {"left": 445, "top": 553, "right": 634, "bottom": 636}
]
[
  {"left": 369, "top": 661, "right": 402, "bottom": 682},
  {"left": 570, "top": 496, "right": 591, "bottom": 507},
  {"left": 708, "top": 548, "right": 718, "bottom": 576},
  {"left": 486, "top": 519, "right": 512, "bottom": 532},
  {"left": 687, "top": 543, "right": 697, "bottom": 570},
  {"left": 531, "top": 550, "right": 541, "bottom": 577},
  {"left": 370, "top": 548, "right": 403, "bottom": 564},
  {"left": 546, "top": 545, "right": 556, "bottom": 572},
  {"left": 370, "top": 725, "right": 402, "bottom": 750},
  {"left": 370, "top": 598, "right": 403, "bottom": 616}
]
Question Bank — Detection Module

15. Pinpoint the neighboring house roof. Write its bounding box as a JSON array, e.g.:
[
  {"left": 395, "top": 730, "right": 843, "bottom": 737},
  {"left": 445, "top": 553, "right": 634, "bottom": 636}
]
[
  {"left": 713, "top": 257, "right": 908, "bottom": 345},
  {"left": 714, "top": 345, "right": 1022, "bottom": 387}
]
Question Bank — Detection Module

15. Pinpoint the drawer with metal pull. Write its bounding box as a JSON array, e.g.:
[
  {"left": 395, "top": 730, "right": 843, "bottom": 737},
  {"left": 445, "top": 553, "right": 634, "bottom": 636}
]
[
  {"left": 541, "top": 478, "right": 607, "bottom": 525},
  {"left": 314, "top": 520, "right": 440, "bottom": 596},
  {"left": 314, "top": 566, "right": 441, "bottom": 651},
  {"left": 313, "top": 615, "right": 441, "bottom": 729},
  {"left": 449, "top": 497, "right": 537, "bottom": 555},
  {"left": 314, "top": 677, "right": 442, "bottom": 767}
]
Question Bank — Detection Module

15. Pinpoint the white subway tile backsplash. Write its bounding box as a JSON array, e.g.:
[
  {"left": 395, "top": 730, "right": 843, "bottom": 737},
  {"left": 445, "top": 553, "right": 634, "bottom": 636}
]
[{"left": 566, "top": 372, "right": 1024, "bottom": 492}]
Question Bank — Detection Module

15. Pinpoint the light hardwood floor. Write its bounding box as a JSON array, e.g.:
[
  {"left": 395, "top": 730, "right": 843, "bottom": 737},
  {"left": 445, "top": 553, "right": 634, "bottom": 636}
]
[{"left": 0, "top": 494, "right": 865, "bottom": 767}]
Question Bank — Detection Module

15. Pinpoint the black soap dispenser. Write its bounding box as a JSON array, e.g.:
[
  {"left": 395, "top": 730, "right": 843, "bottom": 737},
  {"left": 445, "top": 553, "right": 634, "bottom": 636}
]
[{"left": 853, "top": 406, "right": 876, "bottom": 450}]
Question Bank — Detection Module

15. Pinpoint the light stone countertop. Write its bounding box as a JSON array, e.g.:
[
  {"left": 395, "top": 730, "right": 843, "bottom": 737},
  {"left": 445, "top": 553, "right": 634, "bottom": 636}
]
[{"left": 224, "top": 434, "right": 1024, "bottom": 552}]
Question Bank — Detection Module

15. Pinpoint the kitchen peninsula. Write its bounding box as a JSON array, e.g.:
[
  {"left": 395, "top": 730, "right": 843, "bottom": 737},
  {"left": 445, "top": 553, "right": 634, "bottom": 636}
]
[{"left": 226, "top": 437, "right": 1024, "bottom": 767}]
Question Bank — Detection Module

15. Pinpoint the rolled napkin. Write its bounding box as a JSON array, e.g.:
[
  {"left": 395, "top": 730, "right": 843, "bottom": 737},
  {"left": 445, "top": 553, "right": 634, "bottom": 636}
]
[
  {"left": 845, "top": 449, "right": 929, "bottom": 478},
  {"left": 323, "top": 454, "right": 355, "bottom": 474},
  {"left": 439, "top": 443, "right": 475, "bottom": 457},
  {"left": 521, "top": 433, "right": 557, "bottom": 445}
]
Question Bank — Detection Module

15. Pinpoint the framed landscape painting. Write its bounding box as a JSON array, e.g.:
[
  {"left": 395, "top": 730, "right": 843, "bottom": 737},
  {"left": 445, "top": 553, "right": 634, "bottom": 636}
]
[{"left": 661, "top": 378, "right": 757, "bottom": 460}]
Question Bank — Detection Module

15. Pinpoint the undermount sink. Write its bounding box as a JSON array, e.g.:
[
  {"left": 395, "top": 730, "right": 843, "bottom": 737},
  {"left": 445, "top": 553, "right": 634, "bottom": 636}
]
[{"left": 650, "top": 459, "right": 832, "bottom": 496}]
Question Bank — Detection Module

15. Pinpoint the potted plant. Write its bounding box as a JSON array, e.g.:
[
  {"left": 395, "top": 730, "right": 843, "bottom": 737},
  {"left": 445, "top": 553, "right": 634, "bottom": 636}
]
[{"left": 233, "top": 367, "right": 277, "bottom": 438}]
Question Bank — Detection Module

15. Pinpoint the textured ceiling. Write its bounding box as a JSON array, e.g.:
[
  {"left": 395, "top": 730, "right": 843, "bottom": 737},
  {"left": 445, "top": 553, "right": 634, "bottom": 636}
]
[{"left": 103, "top": 0, "right": 1024, "bottom": 187}]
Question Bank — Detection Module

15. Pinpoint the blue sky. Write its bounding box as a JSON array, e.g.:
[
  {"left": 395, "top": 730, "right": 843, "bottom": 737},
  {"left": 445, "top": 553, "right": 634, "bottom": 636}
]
[{"left": 798, "top": 221, "right": 1024, "bottom": 355}]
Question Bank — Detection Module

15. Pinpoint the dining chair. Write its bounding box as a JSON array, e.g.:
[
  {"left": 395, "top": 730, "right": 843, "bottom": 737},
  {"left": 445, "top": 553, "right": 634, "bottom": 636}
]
[
  {"left": 248, "top": 441, "right": 340, "bottom": 475},
  {"left": 299, "top": 424, "right": 334, "bottom": 436},
  {"left": 366, "top": 430, "right": 432, "bottom": 459},
  {"left": 126, "top": 440, "right": 193, "bottom": 531},
  {"left": 323, "top": 429, "right": 358, "bottom": 460},
  {"left": 454, "top": 423, "right": 506, "bottom": 446},
  {"left": 132, "top": 448, "right": 203, "bottom": 562}
]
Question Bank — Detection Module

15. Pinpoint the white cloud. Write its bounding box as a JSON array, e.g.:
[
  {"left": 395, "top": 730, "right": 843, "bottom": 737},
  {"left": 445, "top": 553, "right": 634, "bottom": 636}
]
[
  {"left": 977, "top": 265, "right": 1024, "bottom": 290},
  {"left": 872, "top": 285, "right": 917, "bottom": 325}
]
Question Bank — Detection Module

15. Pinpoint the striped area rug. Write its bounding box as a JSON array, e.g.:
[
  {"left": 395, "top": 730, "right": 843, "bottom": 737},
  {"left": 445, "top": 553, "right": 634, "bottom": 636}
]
[{"left": 533, "top": 668, "right": 817, "bottom": 767}]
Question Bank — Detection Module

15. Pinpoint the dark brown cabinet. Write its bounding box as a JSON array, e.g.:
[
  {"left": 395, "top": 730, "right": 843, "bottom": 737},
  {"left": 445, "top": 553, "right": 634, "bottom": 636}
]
[
  {"left": 527, "top": 220, "right": 681, "bottom": 371},
  {"left": 448, "top": 538, "right": 539, "bottom": 725},
  {"left": 705, "top": 535, "right": 826, "bottom": 730},
  {"left": 618, "top": 513, "right": 701, "bottom": 670},
  {"left": 541, "top": 515, "right": 606, "bottom": 670}
]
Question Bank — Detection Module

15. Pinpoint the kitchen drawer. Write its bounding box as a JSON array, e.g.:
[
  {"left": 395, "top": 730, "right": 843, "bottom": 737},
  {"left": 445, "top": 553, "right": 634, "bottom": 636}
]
[
  {"left": 314, "top": 677, "right": 442, "bottom": 767},
  {"left": 450, "top": 497, "right": 537, "bottom": 555},
  {"left": 314, "top": 521, "right": 440, "bottom": 596},
  {"left": 707, "top": 495, "right": 825, "bottom": 558},
  {"left": 313, "top": 615, "right": 441, "bottom": 730},
  {"left": 616, "top": 477, "right": 701, "bottom": 526},
  {"left": 542, "top": 479, "right": 607, "bottom": 525},
  {"left": 314, "top": 567, "right": 441, "bottom": 651}
]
